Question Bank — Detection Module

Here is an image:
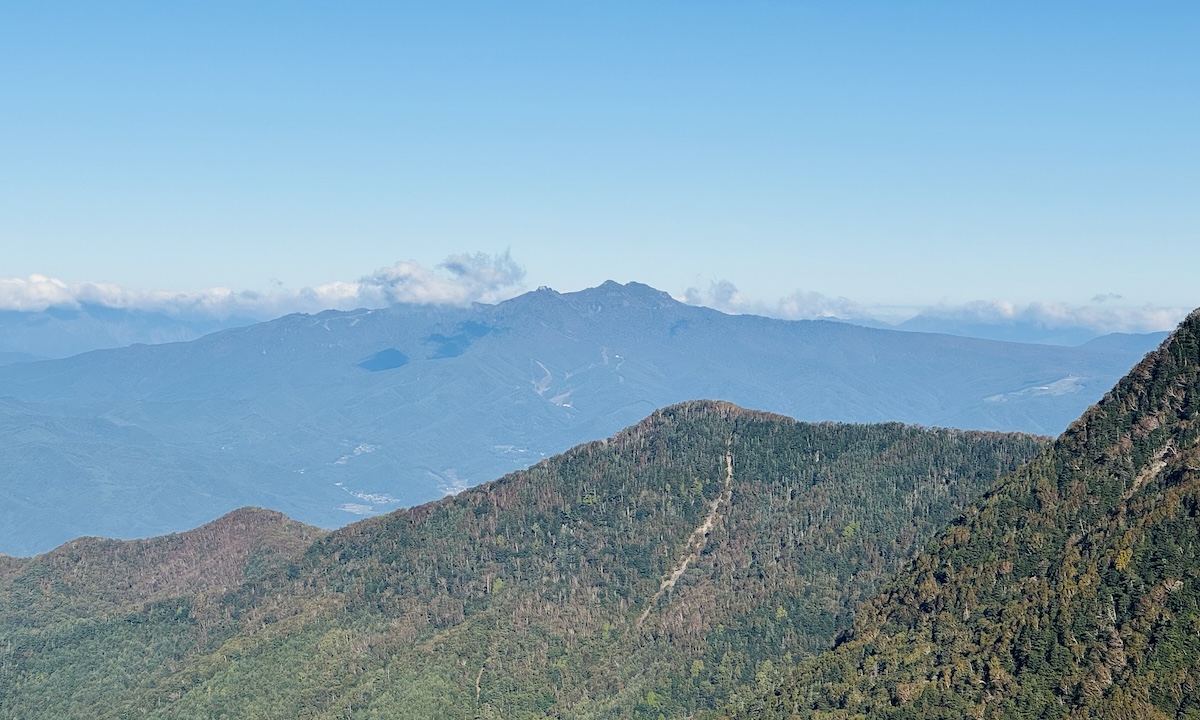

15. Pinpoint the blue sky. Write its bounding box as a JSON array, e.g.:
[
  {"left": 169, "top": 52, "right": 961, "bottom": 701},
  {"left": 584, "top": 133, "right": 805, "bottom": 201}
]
[{"left": 1, "top": 2, "right": 1197, "bottom": 328}]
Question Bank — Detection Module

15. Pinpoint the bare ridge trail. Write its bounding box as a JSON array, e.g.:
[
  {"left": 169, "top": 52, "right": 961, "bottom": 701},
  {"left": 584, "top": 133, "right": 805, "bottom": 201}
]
[{"left": 638, "top": 437, "right": 735, "bottom": 627}]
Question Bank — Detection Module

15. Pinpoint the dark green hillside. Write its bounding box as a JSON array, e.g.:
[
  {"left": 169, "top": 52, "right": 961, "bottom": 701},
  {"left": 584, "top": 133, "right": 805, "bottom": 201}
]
[
  {"left": 0, "top": 555, "right": 21, "bottom": 583},
  {"left": 749, "top": 310, "right": 1200, "bottom": 719},
  {"left": 0, "top": 404, "right": 1042, "bottom": 719}
]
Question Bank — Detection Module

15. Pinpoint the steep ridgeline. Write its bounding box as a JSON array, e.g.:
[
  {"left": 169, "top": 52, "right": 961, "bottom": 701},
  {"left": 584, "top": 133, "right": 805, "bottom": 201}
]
[
  {"left": 0, "top": 403, "right": 1044, "bottom": 719},
  {"left": 748, "top": 310, "right": 1200, "bottom": 719},
  {"left": 0, "top": 281, "right": 1160, "bottom": 555}
]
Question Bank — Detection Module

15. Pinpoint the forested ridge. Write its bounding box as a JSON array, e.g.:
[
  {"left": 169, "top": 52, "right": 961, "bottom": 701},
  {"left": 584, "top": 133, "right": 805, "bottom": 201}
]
[
  {"left": 746, "top": 310, "right": 1200, "bottom": 719},
  {"left": 0, "top": 403, "right": 1043, "bottom": 718},
  {"left": 0, "top": 508, "right": 323, "bottom": 629}
]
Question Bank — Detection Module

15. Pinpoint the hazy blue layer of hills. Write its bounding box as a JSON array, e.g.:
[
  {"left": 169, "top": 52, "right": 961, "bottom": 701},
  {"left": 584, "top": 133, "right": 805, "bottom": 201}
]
[
  {"left": 893, "top": 313, "right": 1117, "bottom": 346},
  {"left": 0, "top": 282, "right": 1165, "bottom": 555},
  {"left": 0, "top": 351, "right": 45, "bottom": 367},
  {"left": 0, "top": 304, "right": 255, "bottom": 359},
  {"left": 0, "top": 294, "right": 1166, "bottom": 360}
]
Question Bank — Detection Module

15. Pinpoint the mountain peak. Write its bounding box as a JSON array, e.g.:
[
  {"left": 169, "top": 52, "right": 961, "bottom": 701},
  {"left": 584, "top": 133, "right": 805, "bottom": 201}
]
[
  {"left": 0, "top": 506, "right": 324, "bottom": 632},
  {"left": 634, "top": 399, "right": 794, "bottom": 427},
  {"left": 563, "top": 280, "right": 679, "bottom": 309},
  {"left": 495, "top": 280, "right": 680, "bottom": 317}
]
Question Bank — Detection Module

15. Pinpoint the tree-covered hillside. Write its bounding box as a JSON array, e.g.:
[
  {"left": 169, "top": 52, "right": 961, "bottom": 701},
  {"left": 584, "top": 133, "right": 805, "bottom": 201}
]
[
  {"left": 0, "top": 403, "right": 1043, "bottom": 719},
  {"left": 0, "top": 507, "right": 324, "bottom": 629},
  {"left": 747, "top": 311, "right": 1200, "bottom": 719},
  {"left": 0, "top": 508, "right": 323, "bottom": 717}
]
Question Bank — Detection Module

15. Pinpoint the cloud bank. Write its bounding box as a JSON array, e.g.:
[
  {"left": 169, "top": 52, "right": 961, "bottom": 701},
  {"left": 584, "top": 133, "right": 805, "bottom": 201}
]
[
  {"left": 683, "top": 280, "right": 870, "bottom": 322},
  {"left": 682, "top": 279, "right": 1190, "bottom": 340},
  {"left": 903, "top": 299, "right": 1189, "bottom": 336},
  {"left": 0, "top": 252, "right": 526, "bottom": 320}
]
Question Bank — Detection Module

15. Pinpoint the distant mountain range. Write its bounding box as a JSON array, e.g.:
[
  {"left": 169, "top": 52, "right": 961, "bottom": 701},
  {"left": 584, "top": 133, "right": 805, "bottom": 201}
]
[
  {"left": 0, "top": 304, "right": 255, "bottom": 360},
  {"left": 894, "top": 311, "right": 1121, "bottom": 346},
  {"left": 0, "top": 289, "right": 1170, "bottom": 362},
  {"left": 0, "top": 281, "right": 1167, "bottom": 554},
  {"left": 0, "top": 351, "right": 44, "bottom": 367}
]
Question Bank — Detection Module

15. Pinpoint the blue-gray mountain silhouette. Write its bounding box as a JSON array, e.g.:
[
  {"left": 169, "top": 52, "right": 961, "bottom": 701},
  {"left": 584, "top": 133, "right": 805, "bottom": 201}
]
[{"left": 0, "top": 281, "right": 1165, "bottom": 555}]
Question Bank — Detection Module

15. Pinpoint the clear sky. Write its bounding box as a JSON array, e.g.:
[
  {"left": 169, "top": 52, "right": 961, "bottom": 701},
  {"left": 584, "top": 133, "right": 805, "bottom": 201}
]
[{"left": 1, "top": 2, "right": 1197, "bottom": 321}]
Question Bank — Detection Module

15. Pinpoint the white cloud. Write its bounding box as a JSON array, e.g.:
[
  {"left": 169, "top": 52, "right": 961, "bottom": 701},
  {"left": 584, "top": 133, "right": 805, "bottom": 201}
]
[
  {"left": 683, "top": 280, "right": 869, "bottom": 321},
  {"left": 681, "top": 279, "right": 1190, "bottom": 338},
  {"left": 342, "top": 251, "right": 526, "bottom": 307},
  {"left": 0, "top": 252, "right": 527, "bottom": 320},
  {"left": 0, "top": 274, "right": 77, "bottom": 311},
  {"left": 910, "top": 299, "right": 1189, "bottom": 334}
]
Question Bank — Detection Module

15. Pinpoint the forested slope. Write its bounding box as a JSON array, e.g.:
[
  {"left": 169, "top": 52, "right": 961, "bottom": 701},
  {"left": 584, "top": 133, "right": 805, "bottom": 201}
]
[
  {"left": 0, "top": 403, "right": 1043, "bottom": 719},
  {"left": 0, "top": 508, "right": 323, "bottom": 717},
  {"left": 748, "top": 311, "right": 1200, "bottom": 719}
]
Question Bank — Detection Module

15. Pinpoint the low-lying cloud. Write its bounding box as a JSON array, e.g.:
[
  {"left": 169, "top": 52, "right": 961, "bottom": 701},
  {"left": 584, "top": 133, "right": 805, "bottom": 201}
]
[
  {"left": 905, "top": 299, "right": 1189, "bottom": 335},
  {"left": 682, "top": 279, "right": 1189, "bottom": 341},
  {"left": 683, "top": 280, "right": 869, "bottom": 322},
  {"left": 0, "top": 252, "right": 526, "bottom": 320}
]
